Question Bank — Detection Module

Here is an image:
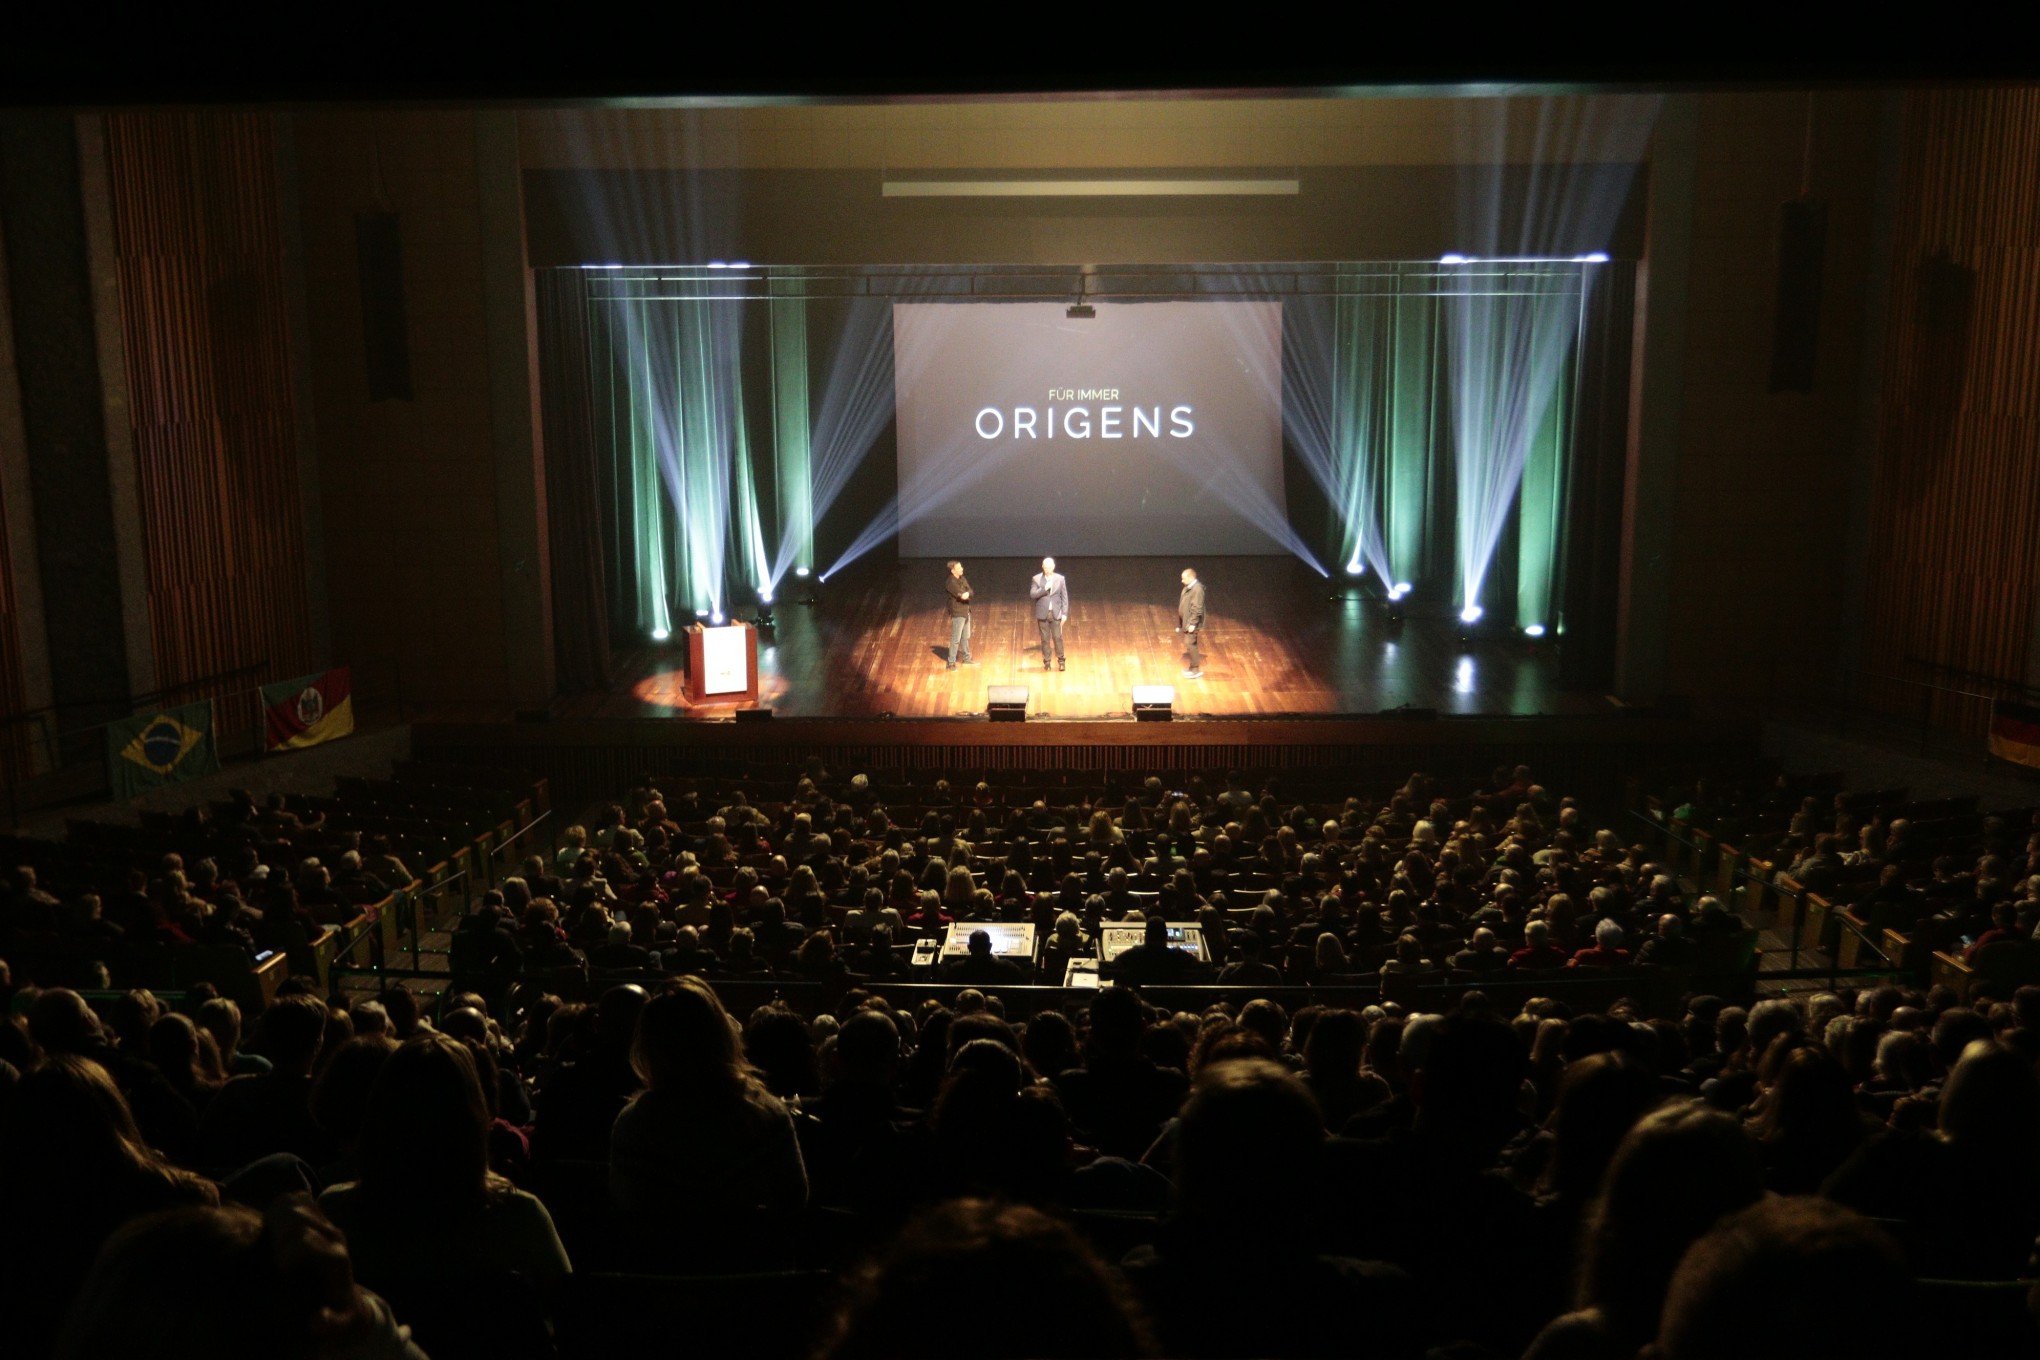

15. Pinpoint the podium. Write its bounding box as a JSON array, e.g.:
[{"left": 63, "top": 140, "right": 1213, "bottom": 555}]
[{"left": 683, "top": 622, "right": 760, "bottom": 705}]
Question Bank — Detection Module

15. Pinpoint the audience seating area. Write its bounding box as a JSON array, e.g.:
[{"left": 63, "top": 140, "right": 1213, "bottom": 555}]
[
  {"left": 1645, "top": 760, "right": 2040, "bottom": 997},
  {"left": 0, "top": 762, "right": 550, "bottom": 1007},
  {"left": 1, "top": 755, "right": 2037, "bottom": 1359}
]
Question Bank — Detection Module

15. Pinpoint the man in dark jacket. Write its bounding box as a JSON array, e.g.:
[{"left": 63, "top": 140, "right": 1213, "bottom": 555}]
[
  {"left": 1111, "top": 914, "right": 1207, "bottom": 985},
  {"left": 1176, "top": 567, "right": 1207, "bottom": 679},
  {"left": 1028, "top": 557, "right": 1069, "bottom": 670},
  {"left": 941, "top": 929, "right": 1025, "bottom": 984},
  {"left": 943, "top": 560, "right": 975, "bottom": 670}
]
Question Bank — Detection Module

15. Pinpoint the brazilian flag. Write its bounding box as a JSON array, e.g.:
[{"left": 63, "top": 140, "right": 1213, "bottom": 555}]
[{"left": 108, "top": 700, "right": 220, "bottom": 799}]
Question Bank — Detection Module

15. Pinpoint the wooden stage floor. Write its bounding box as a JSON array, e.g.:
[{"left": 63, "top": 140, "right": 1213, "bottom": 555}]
[{"left": 569, "top": 557, "right": 1608, "bottom": 722}]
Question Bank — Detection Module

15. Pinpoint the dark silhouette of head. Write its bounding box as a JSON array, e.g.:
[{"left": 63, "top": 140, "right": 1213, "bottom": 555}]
[
  {"left": 816, "top": 1198, "right": 1154, "bottom": 1360},
  {"left": 1656, "top": 1197, "right": 1915, "bottom": 1360}
]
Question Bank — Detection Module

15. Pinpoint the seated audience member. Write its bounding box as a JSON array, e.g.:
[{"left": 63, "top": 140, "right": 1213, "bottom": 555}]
[
  {"left": 1052, "top": 986, "right": 1188, "bottom": 1160},
  {"left": 589, "top": 919, "right": 655, "bottom": 971},
  {"left": 942, "top": 928, "right": 1026, "bottom": 985},
  {"left": 1568, "top": 919, "right": 1630, "bottom": 969},
  {"left": 609, "top": 977, "right": 808, "bottom": 1229},
  {"left": 530, "top": 983, "right": 646, "bottom": 1164},
  {"left": 1509, "top": 919, "right": 1569, "bottom": 970},
  {"left": 320, "top": 1033, "right": 568, "bottom": 1289},
  {"left": 1039, "top": 911, "right": 1096, "bottom": 983},
  {"left": 816, "top": 1198, "right": 1156, "bottom": 1360},
  {"left": 1963, "top": 900, "right": 2025, "bottom": 963},
  {"left": 199, "top": 993, "right": 331, "bottom": 1170},
  {"left": 1823, "top": 1037, "right": 2040, "bottom": 1278},
  {"left": 1524, "top": 1053, "right": 1665, "bottom": 1261},
  {"left": 1447, "top": 926, "right": 1508, "bottom": 973},
  {"left": 1302, "top": 1008, "right": 1390, "bottom": 1132},
  {"left": 55, "top": 1198, "right": 428, "bottom": 1360},
  {"left": 147, "top": 1012, "right": 224, "bottom": 1123},
  {"left": 0, "top": 1056, "right": 220, "bottom": 1359},
  {"left": 925, "top": 1040, "right": 1072, "bottom": 1205},
  {"left": 1214, "top": 929, "right": 1283, "bottom": 986},
  {"left": 1323, "top": 1012, "right": 1540, "bottom": 1350},
  {"left": 1521, "top": 1101, "right": 1765, "bottom": 1360},
  {"left": 1122, "top": 1057, "right": 1423, "bottom": 1359},
  {"left": 1744, "top": 1044, "right": 1874, "bottom": 1195},
  {"left": 1634, "top": 913, "right": 1696, "bottom": 969},
  {"left": 802, "top": 1009, "right": 915, "bottom": 1211},
  {"left": 26, "top": 988, "right": 195, "bottom": 1162},
  {"left": 197, "top": 997, "right": 270, "bottom": 1076},
  {"left": 1653, "top": 1198, "right": 1918, "bottom": 1360}
]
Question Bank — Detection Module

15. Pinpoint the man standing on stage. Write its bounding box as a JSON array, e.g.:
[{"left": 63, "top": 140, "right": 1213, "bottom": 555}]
[
  {"left": 1177, "top": 567, "right": 1207, "bottom": 680},
  {"left": 944, "top": 559, "right": 976, "bottom": 670},
  {"left": 1029, "top": 556, "right": 1069, "bottom": 671}
]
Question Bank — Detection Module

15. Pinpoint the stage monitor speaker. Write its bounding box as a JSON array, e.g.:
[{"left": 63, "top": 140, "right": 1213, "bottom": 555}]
[
  {"left": 356, "top": 212, "right": 414, "bottom": 401},
  {"left": 987, "top": 685, "right": 1028, "bottom": 723},
  {"left": 1132, "top": 684, "right": 1175, "bottom": 722},
  {"left": 735, "top": 707, "right": 773, "bottom": 723},
  {"left": 1768, "top": 197, "right": 1827, "bottom": 393}
]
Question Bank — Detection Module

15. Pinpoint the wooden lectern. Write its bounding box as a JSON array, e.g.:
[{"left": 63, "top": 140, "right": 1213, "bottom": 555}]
[{"left": 683, "top": 622, "right": 760, "bottom": 706}]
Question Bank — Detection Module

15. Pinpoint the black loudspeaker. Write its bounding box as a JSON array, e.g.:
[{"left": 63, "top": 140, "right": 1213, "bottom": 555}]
[
  {"left": 735, "top": 707, "right": 773, "bottom": 723},
  {"left": 987, "top": 685, "right": 1028, "bottom": 723},
  {"left": 356, "top": 212, "right": 414, "bottom": 401},
  {"left": 1132, "top": 685, "right": 1174, "bottom": 722},
  {"left": 1768, "top": 197, "right": 1828, "bottom": 393}
]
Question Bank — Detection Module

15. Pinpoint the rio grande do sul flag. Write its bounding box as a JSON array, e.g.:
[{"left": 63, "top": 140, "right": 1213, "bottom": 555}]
[
  {"left": 263, "top": 667, "right": 355, "bottom": 751},
  {"left": 1989, "top": 698, "right": 2040, "bottom": 771},
  {"left": 108, "top": 700, "right": 220, "bottom": 799}
]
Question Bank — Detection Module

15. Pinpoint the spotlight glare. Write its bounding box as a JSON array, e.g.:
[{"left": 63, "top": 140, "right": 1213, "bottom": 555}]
[
  {"left": 759, "top": 589, "right": 774, "bottom": 605},
  {"left": 710, "top": 611, "right": 724, "bottom": 625},
  {"left": 694, "top": 609, "right": 709, "bottom": 618},
  {"left": 705, "top": 261, "right": 728, "bottom": 269},
  {"left": 794, "top": 566, "right": 811, "bottom": 578},
  {"left": 1440, "top": 253, "right": 1471, "bottom": 265},
  {"left": 1345, "top": 561, "right": 1364, "bottom": 577},
  {"left": 650, "top": 627, "right": 670, "bottom": 642},
  {"left": 1523, "top": 623, "right": 1546, "bottom": 638},
  {"left": 1576, "top": 252, "right": 1611, "bottom": 264},
  {"left": 1460, "top": 604, "right": 1484, "bottom": 625},
  {"left": 1390, "top": 582, "right": 1412, "bottom": 600}
]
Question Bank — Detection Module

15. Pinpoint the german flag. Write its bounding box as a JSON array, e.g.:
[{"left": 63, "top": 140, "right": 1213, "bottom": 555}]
[
  {"left": 1988, "top": 698, "right": 2040, "bottom": 770},
  {"left": 263, "top": 667, "right": 355, "bottom": 751}
]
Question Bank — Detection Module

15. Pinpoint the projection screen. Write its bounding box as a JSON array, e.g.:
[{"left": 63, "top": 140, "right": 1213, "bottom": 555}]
[{"left": 892, "top": 301, "right": 1287, "bottom": 557}]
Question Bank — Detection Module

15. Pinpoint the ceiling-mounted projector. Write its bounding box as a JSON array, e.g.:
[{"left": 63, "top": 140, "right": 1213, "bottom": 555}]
[{"left": 1066, "top": 303, "right": 1095, "bottom": 319}]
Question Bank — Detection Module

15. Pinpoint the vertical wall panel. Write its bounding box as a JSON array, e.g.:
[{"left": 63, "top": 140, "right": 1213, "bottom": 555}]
[
  {"left": 103, "top": 111, "right": 313, "bottom": 739},
  {"left": 1860, "top": 89, "right": 2040, "bottom": 735}
]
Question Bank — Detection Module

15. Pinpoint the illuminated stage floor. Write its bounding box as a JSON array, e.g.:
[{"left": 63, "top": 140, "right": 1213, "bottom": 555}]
[{"left": 574, "top": 557, "right": 1609, "bottom": 721}]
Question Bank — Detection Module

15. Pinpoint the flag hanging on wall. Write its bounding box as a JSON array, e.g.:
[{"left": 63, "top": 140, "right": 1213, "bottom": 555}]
[
  {"left": 1988, "top": 698, "right": 2040, "bottom": 771},
  {"left": 108, "top": 701, "right": 220, "bottom": 799},
  {"left": 263, "top": 667, "right": 355, "bottom": 751}
]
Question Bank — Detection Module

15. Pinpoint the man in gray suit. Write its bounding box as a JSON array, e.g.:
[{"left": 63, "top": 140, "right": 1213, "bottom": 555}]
[
  {"left": 1029, "top": 556, "right": 1069, "bottom": 671},
  {"left": 1177, "top": 567, "right": 1206, "bottom": 679}
]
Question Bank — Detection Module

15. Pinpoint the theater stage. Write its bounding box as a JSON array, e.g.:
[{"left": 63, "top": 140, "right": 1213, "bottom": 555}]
[{"left": 567, "top": 556, "right": 1609, "bottom": 722}]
